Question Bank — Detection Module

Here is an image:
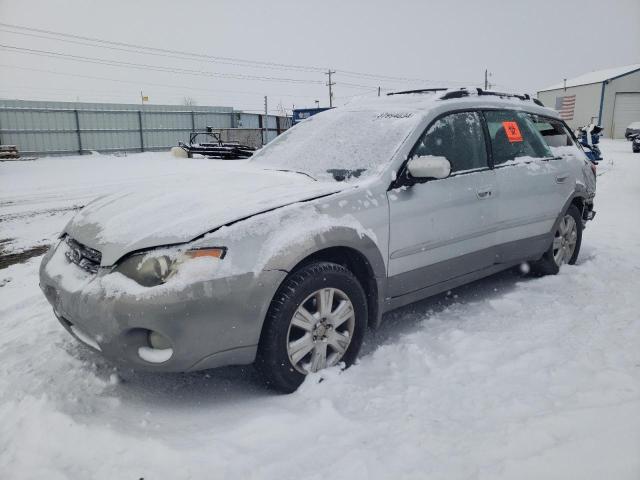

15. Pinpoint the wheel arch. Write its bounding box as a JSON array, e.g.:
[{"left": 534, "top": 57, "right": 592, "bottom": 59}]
[
  {"left": 263, "top": 227, "right": 386, "bottom": 329},
  {"left": 554, "top": 191, "right": 587, "bottom": 231},
  {"left": 288, "top": 246, "right": 382, "bottom": 329},
  {"left": 570, "top": 195, "right": 585, "bottom": 215}
]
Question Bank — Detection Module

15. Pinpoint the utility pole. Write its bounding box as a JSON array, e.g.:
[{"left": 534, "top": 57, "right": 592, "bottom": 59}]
[
  {"left": 325, "top": 69, "right": 336, "bottom": 108},
  {"left": 563, "top": 78, "right": 567, "bottom": 91},
  {"left": 264, "top": 96, "right": 268, "bottom": 145},
  {"left": 484, "top": 69, "right": 493, "bottom": 90}
]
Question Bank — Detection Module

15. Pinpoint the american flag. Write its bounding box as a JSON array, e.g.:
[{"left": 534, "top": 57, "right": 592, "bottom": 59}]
[{"left": 555, "top": 95, "right": 576, "bottom": 120}]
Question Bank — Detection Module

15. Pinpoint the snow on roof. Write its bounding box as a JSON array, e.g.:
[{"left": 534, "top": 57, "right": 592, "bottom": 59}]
[{"left": 539, "top": 64, "right": 640, "bottom": 92}]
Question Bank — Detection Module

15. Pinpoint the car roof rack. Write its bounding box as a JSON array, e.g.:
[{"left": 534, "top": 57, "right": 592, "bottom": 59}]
[
  {"left": 387, "top": 88, "right": 449, "bottom": 96},
  {"left": 385, "top": 86, "right": 545, "bottom": 107},
  {"left": 440, "top": 87, "right": 545, "bottom": 106}
]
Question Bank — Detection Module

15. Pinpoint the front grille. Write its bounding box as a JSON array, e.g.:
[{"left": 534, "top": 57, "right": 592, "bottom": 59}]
[{"left": 64, "top": 236, "right": 101, "bottom": 273}]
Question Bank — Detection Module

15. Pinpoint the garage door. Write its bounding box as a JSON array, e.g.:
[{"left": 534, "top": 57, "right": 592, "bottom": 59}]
[{"left": 612, "top": 92, "right": 640, "bottom": 138}]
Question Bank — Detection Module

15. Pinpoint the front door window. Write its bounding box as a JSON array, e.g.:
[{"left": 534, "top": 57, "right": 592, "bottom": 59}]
[
  {"left": 411, "top": 111, "right": 488, "bottom": 173},
  {"left": 483, "top": 110, "right": 552, "bottom": 165}
]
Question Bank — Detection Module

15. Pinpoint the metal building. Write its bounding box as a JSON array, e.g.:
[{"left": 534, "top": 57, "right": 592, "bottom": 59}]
[
  {"left": 537, "top": 64, "right": 640, "bottom": 138},
  {"left": 0, "top": 99, "right": 291, "bottom": 156}
]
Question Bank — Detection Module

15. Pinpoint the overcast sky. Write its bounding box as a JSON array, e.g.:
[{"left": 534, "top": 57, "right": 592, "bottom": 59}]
[{"left": 1, "top": 0, "right": 638, "bottom": 113}]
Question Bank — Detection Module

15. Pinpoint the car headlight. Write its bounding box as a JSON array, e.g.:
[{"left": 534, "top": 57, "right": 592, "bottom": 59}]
[{"left": 114, "top": 247, "right": 226, "bottom": 287}]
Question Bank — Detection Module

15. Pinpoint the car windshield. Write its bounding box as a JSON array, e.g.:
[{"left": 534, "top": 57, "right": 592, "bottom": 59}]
[{"left": 250, "top": 108, "right": 421, "bottom": 182}]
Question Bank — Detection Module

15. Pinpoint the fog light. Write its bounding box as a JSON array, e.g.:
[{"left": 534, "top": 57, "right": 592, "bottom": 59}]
[
  {"left": 137, "top": 330, "right": 173, "bottom": 364},
  {"left": 138, "top": 346, "right": 173, "bottom": 364},
  {"left": 148, "top": 330, "right": 171, "bottom": 350}
]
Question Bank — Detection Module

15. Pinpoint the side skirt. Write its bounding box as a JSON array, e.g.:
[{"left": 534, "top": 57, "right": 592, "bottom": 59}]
[{"left": 384, "top": 234, "right": 550, "bottom": 312}]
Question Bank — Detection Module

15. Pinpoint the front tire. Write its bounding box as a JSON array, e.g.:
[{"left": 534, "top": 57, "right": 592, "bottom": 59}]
[
  {"left": 256, "top": 261, "right": 367, "bottom": 393},
  {"left": 531, "top": 204, "right": 582, "bottom": 276}
]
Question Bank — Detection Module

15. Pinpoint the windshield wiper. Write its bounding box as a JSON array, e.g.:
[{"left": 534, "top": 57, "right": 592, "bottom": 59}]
[{"left": 272, "top": 169, "right": 317, "bottom": 181}]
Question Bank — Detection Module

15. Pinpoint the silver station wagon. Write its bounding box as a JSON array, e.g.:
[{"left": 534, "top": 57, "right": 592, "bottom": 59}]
[{"left": 40, "top": 88, "right": 596, "bottom": 392}]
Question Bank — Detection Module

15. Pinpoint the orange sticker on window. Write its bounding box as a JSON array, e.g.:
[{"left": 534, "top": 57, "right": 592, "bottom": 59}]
[{"left": 502, "top": 121, "right": 523, "bottom": 143}]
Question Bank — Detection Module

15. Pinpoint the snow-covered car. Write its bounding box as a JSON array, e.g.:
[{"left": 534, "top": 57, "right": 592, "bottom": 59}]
[
  {"left": 624, "top": 121, "right": 640, "bottom": 140},
  {"left": 39, "top": 88, "right": 597, "bottom": 392}
]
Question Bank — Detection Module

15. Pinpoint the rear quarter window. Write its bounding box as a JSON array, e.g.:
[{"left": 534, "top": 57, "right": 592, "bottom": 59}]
[{"left": 530, "top": 114, "right": 584, "bottom": 157}]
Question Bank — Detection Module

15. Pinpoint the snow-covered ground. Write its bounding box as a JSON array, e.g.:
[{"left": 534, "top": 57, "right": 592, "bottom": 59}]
[{"left": 1, "top": 141, "right": 639, "bottom": 479}]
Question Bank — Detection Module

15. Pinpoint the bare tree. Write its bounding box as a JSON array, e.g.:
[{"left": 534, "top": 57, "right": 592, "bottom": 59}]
[{"left": 182, "top": 96, "right": 198, "bottom": 106}]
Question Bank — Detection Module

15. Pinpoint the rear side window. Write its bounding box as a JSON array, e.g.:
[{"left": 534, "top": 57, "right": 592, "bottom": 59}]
[
  {"left": 530, "top": 115, "right": 575, "bottom": 148},
  {"left": 483, "top": 110, "right": 552, "bottom": 165},
  {"left": 412, "top": 111, "right": 488, "bottom": 173},
  {"left": 529, "top": 115, "right": 584, "bottom": 158}
]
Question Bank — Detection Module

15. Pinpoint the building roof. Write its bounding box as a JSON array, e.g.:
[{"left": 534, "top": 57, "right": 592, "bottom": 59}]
[{"left": 539, "top": 64, "right": 640, "bottom": 92}]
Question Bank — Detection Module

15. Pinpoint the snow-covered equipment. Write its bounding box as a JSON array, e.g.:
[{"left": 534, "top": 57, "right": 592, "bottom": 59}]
[
  {"left": 576, "top": 124, "right": 603, "bottom": 163},
  {"left": 630, "top": 133, "right": 640, "bottom": 153},
  {"left": 0, "top": 144, "right": 19, "bottom": 160},
  {"left": 174, "top": 126, "right": 256, "bottom": 159}
]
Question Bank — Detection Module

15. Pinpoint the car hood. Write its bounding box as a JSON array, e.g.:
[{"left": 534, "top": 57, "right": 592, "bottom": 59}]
[{"left": 64, "top": 168, "right": 343, "bottom": 266}]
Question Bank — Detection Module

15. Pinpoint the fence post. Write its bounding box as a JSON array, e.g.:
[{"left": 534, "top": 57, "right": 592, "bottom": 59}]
[
  {"left": 138, "top": 110, "right": 144, "bottom": 152},
  {"left": 191, "top": 111, "right": 195, "bottom": 131},
  {"left": 276, "top": 116, "right": 281, "bottom": 135},
  {"left": 74, "top": 109, "right": 83, "bottom": 155},
  {"left": 258, "top": 114, "right": 264, "bottom": 145}
]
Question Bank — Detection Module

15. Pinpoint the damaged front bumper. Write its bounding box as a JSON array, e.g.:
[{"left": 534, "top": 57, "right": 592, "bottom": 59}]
[{"left": 39, "top": 240, "right": 286, "bottom": 372}]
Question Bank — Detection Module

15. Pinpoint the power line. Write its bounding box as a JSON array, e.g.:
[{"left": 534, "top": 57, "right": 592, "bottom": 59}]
[
  {"left": 0, "top": 44, "right": 396, "bottom": 93},
  {"left": 0, "top": 44, "right": 325, "bottom": 85},
  {"left": 0, "top": 22, "right": 325, "bottom": 73},
  {"left": 0, "top": 22, "right": 476, "bottom": 86},
  {"left": 0, "top": 64, "right": 321, "bottom": 99},
  {"left": 0, "top": 27, "right": 324, "bottom": 74},
  {"left": 336, "top": 69, "right": 475, "bottom": 86},
  {"left": 0, "top": 22, "right": 486, "bottom": 107}
]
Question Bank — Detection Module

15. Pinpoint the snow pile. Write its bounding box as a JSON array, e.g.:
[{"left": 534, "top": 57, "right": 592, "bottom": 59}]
[{"left": 0, "top": 141, "right": 639, "bottom": 479}]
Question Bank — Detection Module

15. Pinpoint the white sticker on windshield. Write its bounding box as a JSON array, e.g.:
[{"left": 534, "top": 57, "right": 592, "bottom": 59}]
[{"left": 376, "top": 112, "right": 414, "bottom": 119}]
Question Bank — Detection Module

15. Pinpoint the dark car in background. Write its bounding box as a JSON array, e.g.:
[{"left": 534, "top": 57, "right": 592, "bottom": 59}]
[{"left": 625, "top": 121, "right": 640, "bottom": 140}]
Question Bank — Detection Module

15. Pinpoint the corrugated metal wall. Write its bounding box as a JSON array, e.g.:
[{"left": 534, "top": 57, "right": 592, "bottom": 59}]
[{"left": 0, "top": 99, "right": 291, "bottom": 156}]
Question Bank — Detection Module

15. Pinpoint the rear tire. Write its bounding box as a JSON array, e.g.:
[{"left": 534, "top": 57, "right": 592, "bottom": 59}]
[
  {"left": 256, "top": 261, "right": 367, "bottom": 393},
  {"left": 531, "top": 204, "right": 582, "bottom": 276}
]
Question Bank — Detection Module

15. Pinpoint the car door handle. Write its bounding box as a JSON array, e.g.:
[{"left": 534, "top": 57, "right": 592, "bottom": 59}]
[
  {"left": 476, "top": 188, "right": 493, "bottom": 199},
  {"left": 555, "top": 174, "right": 569, "bottom": 184}
]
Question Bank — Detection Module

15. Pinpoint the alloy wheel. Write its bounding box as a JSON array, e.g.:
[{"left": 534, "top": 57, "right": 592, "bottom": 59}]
[
  {"left": 286, "top": 287, "right": 355, "bottom": 374},
  {"left": 553, "top": 214, "right": 578, "bottom": 266}
]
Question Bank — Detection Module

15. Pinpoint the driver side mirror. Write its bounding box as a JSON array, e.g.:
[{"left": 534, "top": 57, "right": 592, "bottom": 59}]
[{"left": 407, "top": 155, "right": 451, "bottom": 180}]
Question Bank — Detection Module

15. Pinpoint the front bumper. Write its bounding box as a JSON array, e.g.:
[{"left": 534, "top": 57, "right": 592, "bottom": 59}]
[{"left": 39, "top": 241, "right": 287, "bottom": 372}]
